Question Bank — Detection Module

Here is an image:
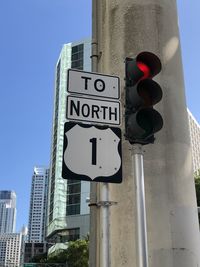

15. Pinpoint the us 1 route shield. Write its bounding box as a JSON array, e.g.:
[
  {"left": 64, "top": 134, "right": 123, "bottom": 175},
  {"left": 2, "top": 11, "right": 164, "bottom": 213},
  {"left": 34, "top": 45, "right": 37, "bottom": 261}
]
[{"left": 62, "top": 122, "right": 122, "bottom": 183}]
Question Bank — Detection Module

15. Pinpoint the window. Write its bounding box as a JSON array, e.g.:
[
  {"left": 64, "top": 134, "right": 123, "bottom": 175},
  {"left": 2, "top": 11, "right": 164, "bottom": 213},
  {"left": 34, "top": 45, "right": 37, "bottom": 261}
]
[
  {"left": 67, "top": 228, "right": 80, "bottom": 241},
  {"left": 71, "top": 44, "right": 84, "bottom": 70},
  {"left": 58, "top": 228, "right": 80, "bottom": 242},
  {"left": 66, "top": 180, "right": 81, "bottom": 215}
]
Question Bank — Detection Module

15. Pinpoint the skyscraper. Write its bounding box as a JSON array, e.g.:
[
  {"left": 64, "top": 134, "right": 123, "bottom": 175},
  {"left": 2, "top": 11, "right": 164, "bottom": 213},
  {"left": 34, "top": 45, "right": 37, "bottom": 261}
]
[
  {"left": 0, "top": 190, "right": 16, "bottom": 234},
  {"left": 28, "top": 166, "right": 49, "bottom": 242},
  {"left": 0, "top": 233, "right": 22, "bottom": 267},
  {"left": 46, "top": 39, "right": 91, "bottom": 252},
  {"left": 188, "top": 109, "right": 200, "bottom": 173}
]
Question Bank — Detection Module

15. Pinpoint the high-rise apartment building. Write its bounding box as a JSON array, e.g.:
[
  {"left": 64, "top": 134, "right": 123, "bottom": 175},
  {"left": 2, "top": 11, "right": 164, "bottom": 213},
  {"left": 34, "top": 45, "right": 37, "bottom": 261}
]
[
  {"left": 188, "top": 109, "right": 200, "bottom": 173},
  {"left": 28, "top": 166, "right": 49, "bottom": 242},
  {"left": 0, "top": 233, "right": 22, "bottom": 267},
  {"left": 0, "top": 190, "right": 16, "bottom": 234},
  {"left": 46, "top": 39, "right": 91, "bottom": 252}
]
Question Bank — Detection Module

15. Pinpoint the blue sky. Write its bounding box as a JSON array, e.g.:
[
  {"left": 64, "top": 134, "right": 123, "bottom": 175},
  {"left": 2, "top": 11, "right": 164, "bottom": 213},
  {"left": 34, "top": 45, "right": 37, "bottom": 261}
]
[{"left": 0, "top": 1, "right": 199, "bottom": 232}]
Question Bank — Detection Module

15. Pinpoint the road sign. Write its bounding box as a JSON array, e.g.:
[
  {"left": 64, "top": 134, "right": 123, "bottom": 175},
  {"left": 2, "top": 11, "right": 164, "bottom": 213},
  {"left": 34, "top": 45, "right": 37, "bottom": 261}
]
[
  {"left": 66, "top": 95, "right": 121, "bottom": 125},
  {"left": 67, "top": 69, "right": 120, "bottom": 99},
  {"left": 62, "top": 122, "right": 122, "bottom": 183}
]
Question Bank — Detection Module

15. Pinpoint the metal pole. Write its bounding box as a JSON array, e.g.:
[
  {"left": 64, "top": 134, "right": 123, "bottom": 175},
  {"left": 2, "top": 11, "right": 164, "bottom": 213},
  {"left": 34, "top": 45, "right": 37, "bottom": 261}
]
[
  {"left": 89, "top": 1, "right": 98, "bottom": 267},
  {"left": 91, "top": 1, "right": 110, "bottom": 266},
  {"left": 132, "top": 144, "right": 148, "bottom": 267},
  {"left": 91, "top": 3, "right": 111, "bottom": 267},
  {"left": 100, "top": 183, "right": 110, "bottom": 267}
]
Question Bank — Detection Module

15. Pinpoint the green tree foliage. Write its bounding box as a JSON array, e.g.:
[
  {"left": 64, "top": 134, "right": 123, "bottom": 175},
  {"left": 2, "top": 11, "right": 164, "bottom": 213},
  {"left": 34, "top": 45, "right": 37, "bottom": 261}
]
[
  {"left": 31, "top": 252, "right": 47, "bottom": 263},
  {"left": 66, "top": 239, "right": 89, "bottom": 267},
  {"left": 195, "top": 171, "right": 200, "bottom": 224},
  {"left": 29, "top": 237, "right": 89, "bottom": 266},
  {"left": 47, "top": 250, "right": 67, "bottom": 263}
]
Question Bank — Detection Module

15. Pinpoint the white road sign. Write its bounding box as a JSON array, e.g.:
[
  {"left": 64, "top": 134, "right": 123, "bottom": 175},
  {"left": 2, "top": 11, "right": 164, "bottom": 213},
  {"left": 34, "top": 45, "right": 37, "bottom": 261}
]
[
  {"left": 66, "top": 95, "right": 121, "bottom": 125},
  {"left": 62, "top": 122, "right": 122, "bottom": 183},
  {"left": 67, "top": 69, "right": 120, "bottom": 99}
]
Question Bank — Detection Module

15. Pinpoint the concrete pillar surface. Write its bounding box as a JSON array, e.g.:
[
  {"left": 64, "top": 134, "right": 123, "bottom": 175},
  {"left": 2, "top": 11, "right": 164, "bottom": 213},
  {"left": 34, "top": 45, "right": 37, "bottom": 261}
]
[{"left": 94, "top": 0, "right": 200, "bottom": 266}]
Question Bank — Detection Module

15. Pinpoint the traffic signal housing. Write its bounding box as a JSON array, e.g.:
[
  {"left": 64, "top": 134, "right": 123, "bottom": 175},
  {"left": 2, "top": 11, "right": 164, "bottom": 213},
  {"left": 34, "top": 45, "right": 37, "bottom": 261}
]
[{"left": 125, "top": 52, "right": 163, "bottom": 145}]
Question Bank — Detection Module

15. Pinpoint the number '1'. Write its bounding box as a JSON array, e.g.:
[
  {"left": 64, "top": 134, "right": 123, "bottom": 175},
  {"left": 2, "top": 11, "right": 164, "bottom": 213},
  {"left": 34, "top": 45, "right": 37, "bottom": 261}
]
[{"left": 89, "top": 138, "right": 97, "bottom": 165}]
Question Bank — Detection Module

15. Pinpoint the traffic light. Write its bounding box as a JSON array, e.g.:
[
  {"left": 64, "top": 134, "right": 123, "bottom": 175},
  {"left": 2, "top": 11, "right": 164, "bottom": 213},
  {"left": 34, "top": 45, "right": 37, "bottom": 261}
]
[{"left": 125, "top": 51, "right": 163, "bottom": 145}]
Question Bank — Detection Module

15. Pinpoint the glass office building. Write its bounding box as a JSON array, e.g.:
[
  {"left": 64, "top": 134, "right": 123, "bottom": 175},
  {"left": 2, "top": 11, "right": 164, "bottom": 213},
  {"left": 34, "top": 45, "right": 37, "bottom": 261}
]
[
  {"left": 0, "top": 191, "right": 16, "bottom": 234},
  {"left": 46, "top": 39, "right": 91, "bottom": 253}
]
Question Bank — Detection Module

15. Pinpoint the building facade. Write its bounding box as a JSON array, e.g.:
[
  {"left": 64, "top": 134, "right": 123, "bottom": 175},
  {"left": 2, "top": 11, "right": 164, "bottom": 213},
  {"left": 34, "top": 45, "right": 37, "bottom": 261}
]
[
  {"left": 28, "top": 166, "right": 49, "bottom": 243},
  {"left": 46, "top": 39, "right": 91, "bottom": 252},
  {"left": 0, "top": 233, "right": 22, "bottom": 267},
  {"left": 23, "top": 242, "right": 52, "bottom": 264},
  {"left": 0, "top": 190, "right": 16, "bottom": 234},
  {"left": 188, "top": 109, "right": 200, "bottom": 174}
]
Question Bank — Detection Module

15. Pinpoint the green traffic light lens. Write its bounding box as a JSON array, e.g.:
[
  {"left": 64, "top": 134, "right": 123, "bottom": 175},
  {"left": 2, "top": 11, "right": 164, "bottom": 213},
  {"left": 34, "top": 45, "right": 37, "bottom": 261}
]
[
  {"left": 137, "top": 109, "right": 163, "bottom": 138},
  {"left": 137, "top": 113, "right": 153, "bottom": 138}
]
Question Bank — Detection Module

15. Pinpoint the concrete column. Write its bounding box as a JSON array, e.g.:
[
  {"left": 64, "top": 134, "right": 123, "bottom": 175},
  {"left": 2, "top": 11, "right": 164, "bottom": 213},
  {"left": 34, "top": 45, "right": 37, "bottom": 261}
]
[{"left": 93, "top": 1, "right": 200, "bottom": 266}]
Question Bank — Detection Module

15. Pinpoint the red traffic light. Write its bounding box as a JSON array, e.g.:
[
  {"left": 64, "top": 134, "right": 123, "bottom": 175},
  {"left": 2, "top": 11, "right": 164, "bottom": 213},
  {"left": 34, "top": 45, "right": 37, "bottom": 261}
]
[
  {"left": 125, "top": 51, "right": 163, "bottom": 145},
  {"left": 136, "top": 51, "right": 162, "bottom": 77},
  {"left": 137, "top": 62, "right": 151, "bottom": 80},
  {"left": 125, "top": 52, "right": 161, "bottom": 87}
]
